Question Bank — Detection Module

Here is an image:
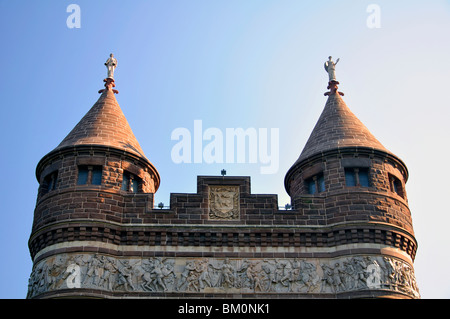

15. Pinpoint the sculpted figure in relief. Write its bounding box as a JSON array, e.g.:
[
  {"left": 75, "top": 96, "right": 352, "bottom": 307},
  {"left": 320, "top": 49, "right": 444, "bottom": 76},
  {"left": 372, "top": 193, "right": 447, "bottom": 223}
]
[
  {"left": 98, "top": 257, "right": 116, "bottom": 291},
  {"left": 177, "top": 261, "right": 196, "bottom": 291},
  {"left": 196, "top": 259, "right": 213, "bottom": 290},
  {"left": 246, "top": 261, "right": 264, "bottom": 292},
  {"left": 27, "top": 253, "right": 419, "bottom": 298},
  {"left": 46, "top": 256, "right": 68, "bottom": 290},
  {"left": 115, "top": 260, "right": 136, "bottom": 291},
  {"left": 296, "top": 259, "right": 320, "bottom": 293},
  {"left": 178, "top": 259, "right": 214, "bottom": 292},
  {"left": 27, "top": 263, "right": 46, "bottom": 298},
  {"left": 342, "top": 259, "right": 357, "bottom": 290},
  {"left": 83, "top": 254, "right": 104, "bottom": 286},
  {"left": 320, "top": 263, "right": 335, "bottom": 293},
  {"left": 141, "top": 258, "right": 176, "bottom": 292},
  {"left": 350, "top": 256, "right": 368, "bottom": 289},
  {"left": 209, "top": 258, "right": 235, "bottom": 288}
]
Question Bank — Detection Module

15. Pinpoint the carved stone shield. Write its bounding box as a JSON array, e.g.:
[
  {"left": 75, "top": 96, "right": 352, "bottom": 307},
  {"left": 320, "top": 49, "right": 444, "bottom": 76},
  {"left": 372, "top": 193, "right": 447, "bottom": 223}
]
[{"left": 209, "top": 186, "right": 239, "bottom": 220}]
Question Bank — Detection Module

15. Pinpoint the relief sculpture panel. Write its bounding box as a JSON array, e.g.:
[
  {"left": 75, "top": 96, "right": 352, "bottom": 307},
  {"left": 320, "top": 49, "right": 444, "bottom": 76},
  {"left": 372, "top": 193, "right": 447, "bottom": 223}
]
[
  {"left": 208, "top": 186, "right": 240, "bottom": 220},
  {"left": 27, "top": 254, "right": 420, "bottom": 298}
]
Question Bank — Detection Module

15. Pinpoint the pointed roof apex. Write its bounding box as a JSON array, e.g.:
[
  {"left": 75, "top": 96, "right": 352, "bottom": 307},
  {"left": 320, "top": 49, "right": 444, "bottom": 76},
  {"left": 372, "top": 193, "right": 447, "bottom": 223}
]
[
  {"left": 285, "top": 58, "right": 397, "bottom": 194},
  {"left": 55, "top": 53, "right": 146, "bottom": 157},
  {"left": 292, "top": 93, "right": 390, "bottom": 166},
  {"left": 37, "top": 55, "right": 159, "bottom": 190},
  {"left": 54, "top": 84, "right": 148, "bottom": 160},
  {"left": 290, "top": 57, "right": 388, "bottom": 163}
]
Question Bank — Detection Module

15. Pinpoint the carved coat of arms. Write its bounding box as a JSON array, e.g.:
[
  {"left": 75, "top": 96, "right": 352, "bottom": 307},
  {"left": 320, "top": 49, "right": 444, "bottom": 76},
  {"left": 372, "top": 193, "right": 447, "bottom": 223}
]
[{"left": 209, "top": 186, "right": 239, "bottom": 220}]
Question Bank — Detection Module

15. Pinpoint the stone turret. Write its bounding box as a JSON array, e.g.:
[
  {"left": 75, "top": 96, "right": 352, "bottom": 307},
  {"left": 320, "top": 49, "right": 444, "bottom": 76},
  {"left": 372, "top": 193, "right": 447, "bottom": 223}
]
[
  {"left": 284, "top": 59, "right": 419, "bottom": 297},
  {"left": 285, "top": 66, "right": 414, "bottom": 235},
  {"left": 28, "top": 57, "right": 160, "bottom": 297}
]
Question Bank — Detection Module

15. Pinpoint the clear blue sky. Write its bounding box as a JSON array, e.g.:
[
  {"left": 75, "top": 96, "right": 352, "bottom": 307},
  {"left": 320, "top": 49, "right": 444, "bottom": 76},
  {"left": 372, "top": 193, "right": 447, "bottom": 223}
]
[{"left": 1, "top": 0, "right": 449, "bottom": 299}]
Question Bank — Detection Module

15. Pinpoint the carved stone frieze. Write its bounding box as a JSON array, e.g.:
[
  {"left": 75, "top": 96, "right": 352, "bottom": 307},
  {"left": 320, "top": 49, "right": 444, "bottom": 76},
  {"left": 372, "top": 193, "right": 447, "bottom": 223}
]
[
  {"left": 27, "top": 254, "right": 420, "bottom": 298},
  {"left": 208, "top": 186, "right": 240, "bottom": 220}
]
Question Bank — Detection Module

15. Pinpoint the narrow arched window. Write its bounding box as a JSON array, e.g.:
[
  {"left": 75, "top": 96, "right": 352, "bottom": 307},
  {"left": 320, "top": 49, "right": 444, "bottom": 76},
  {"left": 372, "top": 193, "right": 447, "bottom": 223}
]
[
  {"left": 306, "top": 173, "right": 325, "bottom": 194},
  {"left": 77, "top": 165, "right": 102, "bottom": 185},
  {"left": 42, "top": 171, "right": 58, "bottom": 194},
  {"left": 122, "top": 171, "right": 141, "bottom": 193},
  {"left": 389, "top": 174, "right": 404, "bottom": 198},
  {"left": 345, "top": 168, "right": 370, "bottom": 187}
]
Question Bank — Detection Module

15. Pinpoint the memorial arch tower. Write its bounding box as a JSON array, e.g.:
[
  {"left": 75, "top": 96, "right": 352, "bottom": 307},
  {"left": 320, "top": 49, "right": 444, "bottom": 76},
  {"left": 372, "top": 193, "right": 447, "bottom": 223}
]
[{"left": 27, "top": 56, "right": 419, "bottom": 299}]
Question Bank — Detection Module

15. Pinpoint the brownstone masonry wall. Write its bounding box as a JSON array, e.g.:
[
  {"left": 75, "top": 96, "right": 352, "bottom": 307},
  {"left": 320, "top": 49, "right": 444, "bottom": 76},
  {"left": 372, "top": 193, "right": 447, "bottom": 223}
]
[
  {"left": 33, "top": 146, "right": 159, "bottom": 232},
  {"left": 29, "top": 175, "right": 418, "bottom": 263},
  {"left": 285, "top": 148, "right": 413, "bottom": 234},
  {"left": 29, "top": 148, "right": 418, "bottom": 299}
]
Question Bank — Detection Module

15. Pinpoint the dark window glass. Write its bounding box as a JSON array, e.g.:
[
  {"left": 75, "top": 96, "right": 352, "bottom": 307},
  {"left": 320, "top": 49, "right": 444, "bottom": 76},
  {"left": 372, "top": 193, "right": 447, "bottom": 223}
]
[
  {"left": 130, "top": 179, "right": 138, "bottom": 193},
  {"left": 318, "top": 175, "right": 325, "bottom": 192},
  {"left": 77, "top": 166, "right": 89, "bottom": 185},
  {"left": 121, "top": 173, "right": 129, "bottom": 191},
  {"left": 122, "top": 171, "right": 140, "bottom": 193},
  {"left": 345, "top": 168, "right": 370, "bottom": 187},
  {"left": 43, "top": 171, "right": 58, "bottom": 193},
  {"left": 358, "top": 169, "right": 370, "bottom": 187},
  {"left": 390, "top": 175, "right": 404, "bottom": 198},
  {"left": 78, "top": 165, "right": 102, "bottom": 185},
  {"left": 121, "top": 172, "right": 141, "bottom": 193},
  {"left": 393, "top": 180, "right": 400, "bottom": 193},
  {"left": 345, "top": 169, "right": 356, "bottom": 186},
  {"left": 47, "top": 177, "right": 54, "bottom": 191},
  {"left": 308, "top": 179, "right": 316, "bottom": 194},
  {"left": 91, "top": 166, "right": 102, "bottom": 185},
  {"left": 306, "top": 174, "right": 325, "bottom": 194}
]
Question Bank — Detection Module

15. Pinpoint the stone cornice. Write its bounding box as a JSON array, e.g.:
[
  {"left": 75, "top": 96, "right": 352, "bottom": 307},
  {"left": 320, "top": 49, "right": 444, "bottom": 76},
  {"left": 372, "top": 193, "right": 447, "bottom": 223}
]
[{"left": 29, "top": 218, "right": 418, "bottom": 262}]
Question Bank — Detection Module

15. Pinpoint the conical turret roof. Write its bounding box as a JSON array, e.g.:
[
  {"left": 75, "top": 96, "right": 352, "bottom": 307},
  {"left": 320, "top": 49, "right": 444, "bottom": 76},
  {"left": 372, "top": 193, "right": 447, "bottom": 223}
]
[
  {"left": 54, "top": 88, "right": 148, "bottom": 160},
  {"left": 293, "top": 92, "right": 390, "bottom": 166}
]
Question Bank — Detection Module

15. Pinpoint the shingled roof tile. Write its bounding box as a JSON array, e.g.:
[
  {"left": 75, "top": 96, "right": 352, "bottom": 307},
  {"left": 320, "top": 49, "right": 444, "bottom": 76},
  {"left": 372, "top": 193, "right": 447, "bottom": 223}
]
[
  {"left": 293, "top": 93, "right": 389, "bottom": 165},
  {"left": 54, "top": 88, "right": 148, "bottom": 160}
]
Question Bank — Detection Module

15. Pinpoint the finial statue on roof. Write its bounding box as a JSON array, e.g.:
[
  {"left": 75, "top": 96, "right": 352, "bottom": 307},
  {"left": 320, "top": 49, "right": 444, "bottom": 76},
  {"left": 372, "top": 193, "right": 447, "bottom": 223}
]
[
  {"left": 99, "top": 54, "right": 119, "bottom": 94},
  {"left": 105, "top": 53, "right": 118, "bottom": 79},
  {"left": 324, "top": 56, "right": 344, "bottom": 96},
  {"left": 324, "top": 56, "right": 339, "bottom": 82}
]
